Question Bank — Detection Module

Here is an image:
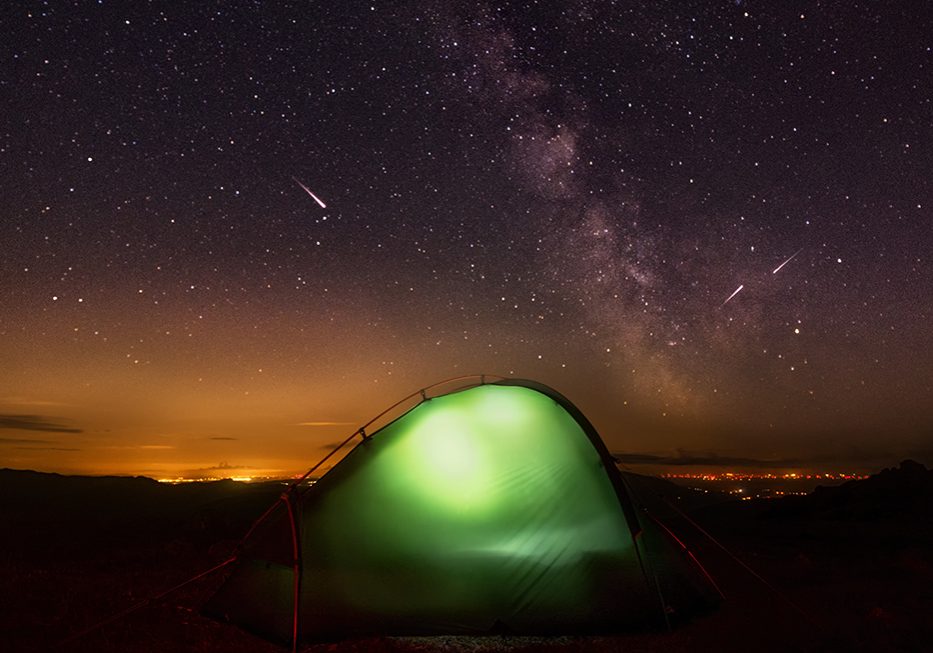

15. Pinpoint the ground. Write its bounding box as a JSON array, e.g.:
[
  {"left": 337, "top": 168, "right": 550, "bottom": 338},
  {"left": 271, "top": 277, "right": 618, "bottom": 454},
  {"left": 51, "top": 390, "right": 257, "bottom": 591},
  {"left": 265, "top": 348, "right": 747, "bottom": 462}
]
[{"left": 1, "top": 465, "right": 931, "bottom": 652}]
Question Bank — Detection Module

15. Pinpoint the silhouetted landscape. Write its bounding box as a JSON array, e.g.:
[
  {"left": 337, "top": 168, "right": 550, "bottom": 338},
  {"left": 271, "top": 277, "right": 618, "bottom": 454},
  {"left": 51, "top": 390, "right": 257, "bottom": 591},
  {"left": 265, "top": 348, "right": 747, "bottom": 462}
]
[{"left": 2, "top": 462, "right": 931, "bottom": 652}]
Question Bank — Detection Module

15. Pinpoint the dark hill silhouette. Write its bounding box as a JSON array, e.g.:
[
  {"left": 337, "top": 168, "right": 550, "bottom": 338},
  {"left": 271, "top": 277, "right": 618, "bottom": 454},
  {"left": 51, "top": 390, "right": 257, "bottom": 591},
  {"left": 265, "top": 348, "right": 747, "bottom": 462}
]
[
  {"left": 620, "top": 469, "right": 732, "bottom": 512},
  {"left": 806, "top": 459, "right": 933, "bottom": 518},
  {"left": 0, "top": 468, "right": 283, "bottom": 560},
  {"left": 760, "top": 460, "right": 933, "bottom": 531}
]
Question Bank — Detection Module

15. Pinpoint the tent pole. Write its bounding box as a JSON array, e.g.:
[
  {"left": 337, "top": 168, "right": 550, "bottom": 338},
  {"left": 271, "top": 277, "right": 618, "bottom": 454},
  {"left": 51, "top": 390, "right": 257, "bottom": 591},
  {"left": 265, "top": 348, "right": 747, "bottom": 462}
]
[
  {"left": 629, "top": 517, "right": 671, "bottom": 630},
  {"left": 619, "top": 473, "right": 673, "bottom": 629},
  {"left": 284, "top": 489, "right": 302, "bottom": 652}
]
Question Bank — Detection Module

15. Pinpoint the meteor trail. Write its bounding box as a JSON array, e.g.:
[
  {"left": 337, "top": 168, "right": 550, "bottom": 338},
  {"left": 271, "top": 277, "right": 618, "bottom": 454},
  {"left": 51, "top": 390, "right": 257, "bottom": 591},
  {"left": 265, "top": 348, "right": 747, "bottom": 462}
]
[
  {"left": 721, "top": 284, "right": 744, "bottom": 306},
  {"left": 292, "top": 177, "right": 327, "bottom": 208},
  {"left": 773, "top": 248, "right": 803, "bottom": 274}
]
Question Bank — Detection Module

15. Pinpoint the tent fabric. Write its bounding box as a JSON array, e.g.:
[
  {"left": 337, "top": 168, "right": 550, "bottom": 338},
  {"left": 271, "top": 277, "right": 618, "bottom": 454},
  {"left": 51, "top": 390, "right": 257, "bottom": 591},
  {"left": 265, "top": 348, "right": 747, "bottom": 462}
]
[{"left": 206, "top": 379, "right": 718, "bottom": 643}]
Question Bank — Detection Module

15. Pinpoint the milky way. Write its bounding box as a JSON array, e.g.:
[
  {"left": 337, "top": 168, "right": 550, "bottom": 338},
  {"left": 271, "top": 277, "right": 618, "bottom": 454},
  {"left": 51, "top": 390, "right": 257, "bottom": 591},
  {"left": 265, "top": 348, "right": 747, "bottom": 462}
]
[{"left": 1, "top": 2, "right": 932, "bottom": 477}]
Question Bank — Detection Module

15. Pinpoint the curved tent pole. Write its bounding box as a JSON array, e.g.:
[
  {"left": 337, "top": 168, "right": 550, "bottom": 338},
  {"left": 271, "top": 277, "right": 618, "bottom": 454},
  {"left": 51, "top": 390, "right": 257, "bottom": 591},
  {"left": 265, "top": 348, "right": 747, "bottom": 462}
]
[
  {"left": 284, "top": 487, "right": 302, "bottom": 653},
  {"left": 228, "top": 374, "right": 675, "bottom": 642},
  {"left": 289, "top": 375, "right": 505, "bottom": 490},
  {"left": 492, "top": 378, "right": 673, "bottom": 625},
  {"left": 353, "top": 374, "right": 506, "bottom": 438},
  {"left": 234, "top": 428, "right": 361, "bottom": 557},
  {"left": 235, "top": 375, "right": 505, "bottom": 552},
  {"left": 291, "top": 375, "right": 507, "bottom": 499},
  {"left": 618, "top": 473, "right": 674, "bottom": 631},
  {"left": 492, "top": 378, "right": 644, "bottom": 535},
  {"left": 290, "top": 429, "right": 365, "bottom": 488},
  {"left": 218, "top": 374, "right": 510, "bottom": 647}
]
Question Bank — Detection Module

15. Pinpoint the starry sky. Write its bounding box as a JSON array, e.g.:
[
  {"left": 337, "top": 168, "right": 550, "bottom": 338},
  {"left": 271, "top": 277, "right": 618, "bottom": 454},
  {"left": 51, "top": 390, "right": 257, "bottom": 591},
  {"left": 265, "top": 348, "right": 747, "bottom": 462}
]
[{"left": 2, "top": 1, "right": 932, "bottom": 479}]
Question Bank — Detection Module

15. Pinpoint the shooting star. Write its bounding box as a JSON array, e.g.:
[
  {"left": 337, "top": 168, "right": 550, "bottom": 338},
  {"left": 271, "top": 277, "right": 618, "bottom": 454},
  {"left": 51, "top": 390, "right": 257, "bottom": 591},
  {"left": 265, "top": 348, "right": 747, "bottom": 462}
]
[
  {"left": 721, "top": 284, "right": 744, "bottom": 306},
  {"left": 292, "top": 177, "right": 327, "bottom": 209},
  {"left": 772, "top": 248, "right": 803, "bottom": 274}
]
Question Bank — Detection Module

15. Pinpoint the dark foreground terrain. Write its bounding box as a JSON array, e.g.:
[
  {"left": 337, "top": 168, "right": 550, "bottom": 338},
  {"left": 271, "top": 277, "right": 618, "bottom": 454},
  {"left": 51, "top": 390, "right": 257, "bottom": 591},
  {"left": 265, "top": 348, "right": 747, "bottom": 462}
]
[{"left": 1, "top": 462, "right": 931, "bottom": 653}]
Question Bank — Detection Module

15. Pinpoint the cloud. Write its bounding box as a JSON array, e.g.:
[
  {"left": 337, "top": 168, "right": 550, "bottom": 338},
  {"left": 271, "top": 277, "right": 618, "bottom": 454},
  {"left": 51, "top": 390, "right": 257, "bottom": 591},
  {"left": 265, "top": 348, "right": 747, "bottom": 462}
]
[
  {"left": 0, "top": 415, "right": 82, "bottom": 434},
  {"left": 14, "top": 446, "right": 81, "bottom": 452},
  {"left": 615, "top": 448, "right": 933, "bottom": 471},
  {"left": 180, "top": 462, "right": 258, "bottom": 476},
  {"left": 296, "top": 421, "right": 355, "bottom": 427},
  {"left": 203, "top": 462, "right": 251, "bottom": 471},
  {"left": 209, "top": 436, "right": 238, "bottom": 440},
  {"left": 0, "top": 437, "right": 56, "bottom": 445},
  {"left": 0, "top": 397, "right": 71, "bottom": 407},
  {"left": 614, "top": 452, "right": 804, "bottom": 468},
  {"left": 318, "top": 440, "right": 358, "bottom": 450}
]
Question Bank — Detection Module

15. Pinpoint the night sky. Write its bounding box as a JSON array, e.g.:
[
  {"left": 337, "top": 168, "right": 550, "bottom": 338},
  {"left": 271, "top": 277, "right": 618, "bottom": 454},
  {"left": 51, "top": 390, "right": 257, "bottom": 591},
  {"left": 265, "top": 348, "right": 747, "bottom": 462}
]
[{"left": 2, "top": 2, "right": 932, "bottom": 479}]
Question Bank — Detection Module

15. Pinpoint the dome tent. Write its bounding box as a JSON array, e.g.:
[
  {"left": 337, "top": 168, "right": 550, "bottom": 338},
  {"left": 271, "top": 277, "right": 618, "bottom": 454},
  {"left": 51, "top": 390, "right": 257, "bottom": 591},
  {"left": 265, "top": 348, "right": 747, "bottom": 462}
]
[{"left": 205, "top": 377, "right": 720, "bottom": 646}]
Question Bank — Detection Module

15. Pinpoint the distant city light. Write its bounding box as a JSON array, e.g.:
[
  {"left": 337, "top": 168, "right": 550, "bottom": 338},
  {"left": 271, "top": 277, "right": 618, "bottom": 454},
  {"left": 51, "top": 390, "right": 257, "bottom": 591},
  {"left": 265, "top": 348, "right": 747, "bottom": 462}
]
[{"left": 660, "top": 471, "right": 869, "bottom": 499}]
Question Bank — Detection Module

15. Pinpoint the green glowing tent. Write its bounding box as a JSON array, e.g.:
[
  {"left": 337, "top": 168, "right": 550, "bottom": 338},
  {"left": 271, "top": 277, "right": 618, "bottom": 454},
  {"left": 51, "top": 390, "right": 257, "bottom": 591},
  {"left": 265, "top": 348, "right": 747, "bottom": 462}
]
[{"left": 206, "top": 378, "right": 719, "bottom": 645}]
